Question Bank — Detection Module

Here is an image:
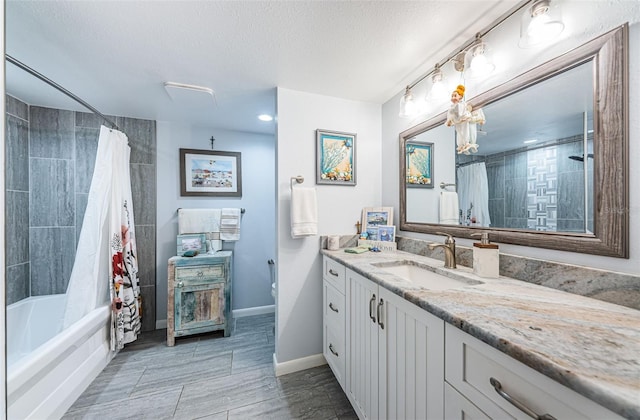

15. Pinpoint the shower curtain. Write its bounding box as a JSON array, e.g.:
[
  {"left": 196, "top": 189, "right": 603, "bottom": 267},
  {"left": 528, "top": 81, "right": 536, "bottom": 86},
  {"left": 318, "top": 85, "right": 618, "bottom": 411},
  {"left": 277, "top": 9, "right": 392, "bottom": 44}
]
[
  {"left": 457, "top": 162, "right": 491, "bottom": 227},
  {"left": 63, "top": 126, "right": 140, "bottom": 350}
]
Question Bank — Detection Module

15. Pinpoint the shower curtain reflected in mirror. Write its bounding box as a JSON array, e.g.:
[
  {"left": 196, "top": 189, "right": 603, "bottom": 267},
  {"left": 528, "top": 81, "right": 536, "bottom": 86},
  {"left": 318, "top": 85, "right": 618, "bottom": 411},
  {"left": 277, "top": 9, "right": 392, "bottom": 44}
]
[
  {"left": 457, "top": 162, "right": 491, "bottom": 227},
  {"left": 63, "top": 126, "right": 141, "bottom": 350}
]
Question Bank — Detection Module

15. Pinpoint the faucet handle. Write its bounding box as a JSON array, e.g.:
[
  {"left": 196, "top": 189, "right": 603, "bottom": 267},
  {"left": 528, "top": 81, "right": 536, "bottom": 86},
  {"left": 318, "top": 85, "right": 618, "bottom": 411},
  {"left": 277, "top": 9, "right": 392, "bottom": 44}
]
[{"left": 435, "top": 232, "right": 455, "bottom": 244}]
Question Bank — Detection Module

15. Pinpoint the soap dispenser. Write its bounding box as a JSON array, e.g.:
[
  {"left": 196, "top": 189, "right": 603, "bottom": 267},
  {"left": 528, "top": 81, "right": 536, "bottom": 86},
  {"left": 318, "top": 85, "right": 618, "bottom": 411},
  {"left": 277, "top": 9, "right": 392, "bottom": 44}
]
[{"left": 470, "top": 232, "right": 499, "bottom": 278}]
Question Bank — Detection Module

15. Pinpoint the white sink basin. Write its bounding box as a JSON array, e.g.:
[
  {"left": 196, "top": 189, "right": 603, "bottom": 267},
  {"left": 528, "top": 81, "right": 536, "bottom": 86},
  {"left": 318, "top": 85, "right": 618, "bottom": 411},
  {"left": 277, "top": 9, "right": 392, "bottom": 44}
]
[{"left": 373, "top": 261, "right": 483, "bottom": 290}]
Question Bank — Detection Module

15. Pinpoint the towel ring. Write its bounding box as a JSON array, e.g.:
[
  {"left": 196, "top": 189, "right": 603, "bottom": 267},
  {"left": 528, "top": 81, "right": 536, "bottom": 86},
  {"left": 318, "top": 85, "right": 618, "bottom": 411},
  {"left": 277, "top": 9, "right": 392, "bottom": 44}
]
[{"left": 290, "top": 175, "right": 304, "bottom": 190}]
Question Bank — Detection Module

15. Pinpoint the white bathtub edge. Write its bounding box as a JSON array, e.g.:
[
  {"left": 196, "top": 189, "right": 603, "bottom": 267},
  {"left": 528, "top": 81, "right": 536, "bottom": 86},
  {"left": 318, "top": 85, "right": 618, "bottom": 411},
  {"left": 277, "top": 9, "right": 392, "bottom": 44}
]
[{"left": 8, "top": 305, "right": 110, "bottom": 400}]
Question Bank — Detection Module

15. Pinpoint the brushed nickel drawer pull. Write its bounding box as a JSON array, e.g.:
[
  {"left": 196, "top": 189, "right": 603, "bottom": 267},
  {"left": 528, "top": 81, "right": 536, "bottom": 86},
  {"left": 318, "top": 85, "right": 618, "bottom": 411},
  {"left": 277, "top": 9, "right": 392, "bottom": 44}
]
[
  {"left": 177, "top": 281, "right": 184, "bottom": 288},
  {"left": 377, "top": 299, "right": 385, "bottom": 330},
  {"left": 329, "top": 302, "right": 339, "bottom": 313},
  {"left": 329, "top": 343, "right": 339, "bottom": 357},
  {"left": 369, "top": 294, "right": 376, "bottom": 323},
  {"left": 490, "top": 377, "right": 556, "bottom": 420},
  {"left": 328, "top": 268, "right": 339, "bottom": 277}
]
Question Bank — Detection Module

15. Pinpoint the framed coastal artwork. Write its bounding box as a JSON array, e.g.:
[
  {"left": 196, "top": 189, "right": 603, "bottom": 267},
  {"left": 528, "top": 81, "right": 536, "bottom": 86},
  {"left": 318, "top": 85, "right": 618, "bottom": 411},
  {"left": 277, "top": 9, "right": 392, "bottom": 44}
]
[
  {"left": 180, "top": 148, "right": 242, "bottom": 197},
  {"left": 405, "top": 141, "right": 434, "bottom": 188},
  {"left": 377, "top": 225, "right": 396, "bottom": 242},
  {"left": 316, "top": 129, "right": 356, "bottom": 186},
  {"left": 361, "top": 207, "right": 394, "bottom": 241}
]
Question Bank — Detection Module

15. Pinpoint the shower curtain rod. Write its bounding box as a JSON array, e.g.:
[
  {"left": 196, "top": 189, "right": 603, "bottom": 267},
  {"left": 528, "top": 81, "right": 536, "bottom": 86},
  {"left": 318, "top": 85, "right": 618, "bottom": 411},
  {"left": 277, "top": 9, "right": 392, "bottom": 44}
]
[{"left": 5, "top": 54, "right": 122, "bottom": 131}]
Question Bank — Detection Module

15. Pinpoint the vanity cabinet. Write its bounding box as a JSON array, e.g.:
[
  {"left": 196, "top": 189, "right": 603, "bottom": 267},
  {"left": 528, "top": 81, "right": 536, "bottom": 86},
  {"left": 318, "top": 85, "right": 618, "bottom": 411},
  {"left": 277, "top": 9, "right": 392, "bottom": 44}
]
[
  {"left": 444, "top": 323, "right": 624, "bottom": 420},
  {"left": 346, "top": 267, "right": 445, "bottom": 420},
  {"left": 167, "top": 252, "right": 232, "bottom": 346},
  {"left": 323, "top": 257, "right": 347, "bottom": 389}
]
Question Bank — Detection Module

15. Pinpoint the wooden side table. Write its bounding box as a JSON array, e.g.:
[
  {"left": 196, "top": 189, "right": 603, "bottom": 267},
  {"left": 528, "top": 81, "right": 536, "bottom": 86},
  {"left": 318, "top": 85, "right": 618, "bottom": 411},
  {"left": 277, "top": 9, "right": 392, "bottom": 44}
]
[{"left": 167, "top": 251, "right": 232, "bottom": 346}]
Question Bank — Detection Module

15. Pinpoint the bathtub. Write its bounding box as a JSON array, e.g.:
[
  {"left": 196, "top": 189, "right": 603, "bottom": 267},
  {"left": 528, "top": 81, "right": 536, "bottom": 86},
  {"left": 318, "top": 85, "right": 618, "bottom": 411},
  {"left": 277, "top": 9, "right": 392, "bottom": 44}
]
[{"left": 7, "top": 294, "right": 113, "bottom": 419}]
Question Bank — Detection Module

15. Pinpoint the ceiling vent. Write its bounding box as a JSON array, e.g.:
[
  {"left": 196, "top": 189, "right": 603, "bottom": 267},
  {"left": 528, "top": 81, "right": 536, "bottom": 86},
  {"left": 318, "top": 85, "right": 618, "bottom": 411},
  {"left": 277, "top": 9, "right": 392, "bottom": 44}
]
[{"left": 163, "top": 81, "right": 216, "bottom": 108}]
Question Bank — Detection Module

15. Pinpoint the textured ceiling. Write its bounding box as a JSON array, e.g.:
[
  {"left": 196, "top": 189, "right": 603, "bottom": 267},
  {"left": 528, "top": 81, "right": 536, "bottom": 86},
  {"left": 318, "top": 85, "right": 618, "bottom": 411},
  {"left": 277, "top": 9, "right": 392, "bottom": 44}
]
[{"left": 5, "top": 0, "right": 521, "bottom": 134}]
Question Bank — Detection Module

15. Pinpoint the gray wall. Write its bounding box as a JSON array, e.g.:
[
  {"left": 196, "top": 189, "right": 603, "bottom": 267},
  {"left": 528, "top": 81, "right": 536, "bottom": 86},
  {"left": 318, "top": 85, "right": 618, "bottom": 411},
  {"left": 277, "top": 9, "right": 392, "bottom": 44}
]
[{"left": 4, "top": 95, "right": 157, "bottom": 332}]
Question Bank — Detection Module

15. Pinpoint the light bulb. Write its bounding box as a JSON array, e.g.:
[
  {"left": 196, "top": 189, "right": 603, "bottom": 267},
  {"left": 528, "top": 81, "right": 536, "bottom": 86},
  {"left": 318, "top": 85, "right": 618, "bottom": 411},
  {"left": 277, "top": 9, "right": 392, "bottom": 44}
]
[
  {"left": 399, "top": 87, "right": 417, "bottom": 118},
  {"left": 470, "top": 50, "right": 495, "bottom": 77},
  {"left": 519, "top": 0, "right": 564, "bottom": 48}
]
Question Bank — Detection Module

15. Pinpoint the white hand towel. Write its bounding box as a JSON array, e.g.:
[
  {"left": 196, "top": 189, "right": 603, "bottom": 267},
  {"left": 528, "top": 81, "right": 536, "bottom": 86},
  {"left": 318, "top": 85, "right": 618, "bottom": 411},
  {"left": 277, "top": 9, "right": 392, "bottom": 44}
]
[
  {"left": 220, "top": 208, "right": 241, "bottom": 241},
  {"left": 439, "top": 191, "right": 460, "bottom": 225},
  {"left": 291, "top": 187, "right": 318, "bottom": 238},
  {"left": 178, "top": 209, "right": 221, "bottom": 234}
]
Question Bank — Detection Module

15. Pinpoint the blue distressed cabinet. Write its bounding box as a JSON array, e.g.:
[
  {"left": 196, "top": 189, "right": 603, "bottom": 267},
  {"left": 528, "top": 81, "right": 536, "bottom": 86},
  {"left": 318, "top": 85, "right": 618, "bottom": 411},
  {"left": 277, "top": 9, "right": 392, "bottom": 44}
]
[{"left": 167, "top": 252, "right": 233, "bottom": 346}]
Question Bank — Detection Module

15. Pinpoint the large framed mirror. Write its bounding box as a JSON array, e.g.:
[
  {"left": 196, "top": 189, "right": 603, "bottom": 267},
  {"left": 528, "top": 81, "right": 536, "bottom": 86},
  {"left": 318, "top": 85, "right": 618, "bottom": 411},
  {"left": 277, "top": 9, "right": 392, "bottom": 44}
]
[{"left": 399, "top": 24, "right": 628, "bottom": 258}]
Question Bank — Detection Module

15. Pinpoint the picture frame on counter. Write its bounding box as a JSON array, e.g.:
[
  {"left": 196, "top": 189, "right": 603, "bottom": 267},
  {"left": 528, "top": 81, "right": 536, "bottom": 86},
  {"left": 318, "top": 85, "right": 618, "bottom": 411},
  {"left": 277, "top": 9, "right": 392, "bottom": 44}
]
[{"left": 361, "top": 207, "right": 394, "bottom": 241}]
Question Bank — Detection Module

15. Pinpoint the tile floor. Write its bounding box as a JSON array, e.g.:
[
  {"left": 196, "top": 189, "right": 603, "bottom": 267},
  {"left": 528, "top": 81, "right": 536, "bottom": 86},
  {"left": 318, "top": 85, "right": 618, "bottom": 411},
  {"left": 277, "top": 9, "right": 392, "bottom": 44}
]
[{"left": 63, "top": 313, "right": 357, "bottom": 420}]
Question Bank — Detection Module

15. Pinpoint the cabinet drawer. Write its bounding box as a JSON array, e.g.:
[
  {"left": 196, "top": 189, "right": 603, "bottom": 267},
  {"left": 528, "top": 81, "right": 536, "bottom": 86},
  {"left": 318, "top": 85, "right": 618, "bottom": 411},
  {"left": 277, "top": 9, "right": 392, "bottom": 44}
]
[
  {"left": 323, "top": 257, "right": 345, "bottom": 294},
  {"left": 324, "top": 323, "right": 345, "bottom": 389},
  {"left": 176, "top": 264, "right": 225, "bottom": 283},
  {"left": 445, "top": 324, "right": 623, "bottom": 420},
  {"left": 324, "top": 282, "right": 345, "bottom": 332}
]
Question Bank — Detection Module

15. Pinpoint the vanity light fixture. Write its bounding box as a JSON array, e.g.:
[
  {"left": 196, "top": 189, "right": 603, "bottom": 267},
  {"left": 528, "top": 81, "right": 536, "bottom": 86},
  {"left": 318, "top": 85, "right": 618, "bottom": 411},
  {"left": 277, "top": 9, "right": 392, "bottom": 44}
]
[
  {"left": 399, "top": 86, "right": 418, "bottom": 118},
  {"left": 258, "top": 114, "right": 273, "bottom": 122},
  {"left": 398, "top": 1, "right": 559, "bottom": 117},
  {"left": 519, "top": 0, "right": 565, "bottom": 48}
]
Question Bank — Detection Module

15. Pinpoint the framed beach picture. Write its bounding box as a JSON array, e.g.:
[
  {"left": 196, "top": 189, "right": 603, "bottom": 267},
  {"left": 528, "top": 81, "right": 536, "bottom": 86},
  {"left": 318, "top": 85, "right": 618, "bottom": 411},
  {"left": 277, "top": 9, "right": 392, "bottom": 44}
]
[
  {"left": 361, "top": 207, "right": 394, "bottom": 241},
  {"left": 405, "top": 141, "right": 434, "bottom": 188},
  {"left": 377, "top": 226, "right": 396, "bottom": 242},
  {"left": 176, "top": 233, "right": 206, "bottom": 256},
  {"left": 180, "top": 148, "right": 242, "bottom": 197},
  {"left": 316, "top": 129, "right": 356, "bottom": 186}
]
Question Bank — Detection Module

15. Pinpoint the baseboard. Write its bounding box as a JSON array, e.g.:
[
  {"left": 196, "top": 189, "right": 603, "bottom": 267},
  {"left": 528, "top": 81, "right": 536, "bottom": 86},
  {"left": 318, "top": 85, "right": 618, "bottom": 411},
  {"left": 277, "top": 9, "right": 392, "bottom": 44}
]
[
  {"left": 232, "top": 304, "right": 275, "bottom": 318},
  {"left": 155, "top": 305, "right": 275, "bottom": 330},
  {"left": 273, "top": 352, "right": 327, "bottom": 377}
]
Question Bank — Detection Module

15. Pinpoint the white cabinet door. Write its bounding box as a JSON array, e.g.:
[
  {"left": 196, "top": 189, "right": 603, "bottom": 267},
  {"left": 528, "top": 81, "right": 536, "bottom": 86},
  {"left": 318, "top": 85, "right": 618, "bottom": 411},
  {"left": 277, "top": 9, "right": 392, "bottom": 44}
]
[
  {"left": 347, "top": 269, "right": 381, "bottom": 420},
  {"left": 380, "top": 288, "right": 444, "bottom": 420},
  {"left": 347, "top": 269, "right": 446, "bottom": 420}
]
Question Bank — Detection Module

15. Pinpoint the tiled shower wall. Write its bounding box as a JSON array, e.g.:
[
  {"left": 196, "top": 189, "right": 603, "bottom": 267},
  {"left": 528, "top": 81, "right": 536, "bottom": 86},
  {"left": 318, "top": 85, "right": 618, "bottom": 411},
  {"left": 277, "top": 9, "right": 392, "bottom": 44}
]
[
  {"left": 483, "top": 135, "right": 593, "bottom": 232},
  {"left": 5, "top": 95, "right": 157, "bottom": 331}
]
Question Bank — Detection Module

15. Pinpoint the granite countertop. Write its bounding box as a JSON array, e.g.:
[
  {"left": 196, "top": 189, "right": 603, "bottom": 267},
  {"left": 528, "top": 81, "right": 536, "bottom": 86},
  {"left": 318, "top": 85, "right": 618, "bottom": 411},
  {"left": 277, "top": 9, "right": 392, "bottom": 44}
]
[{"left": 321, "top": 248, "right": 640, "bottom": 419}]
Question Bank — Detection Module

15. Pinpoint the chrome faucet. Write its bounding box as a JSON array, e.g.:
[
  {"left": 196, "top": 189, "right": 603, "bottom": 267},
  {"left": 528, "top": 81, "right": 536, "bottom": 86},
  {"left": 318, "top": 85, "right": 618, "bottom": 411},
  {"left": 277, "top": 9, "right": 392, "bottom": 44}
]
[{"left": 428, "top": 232, "right": 456, "bottom": 269}]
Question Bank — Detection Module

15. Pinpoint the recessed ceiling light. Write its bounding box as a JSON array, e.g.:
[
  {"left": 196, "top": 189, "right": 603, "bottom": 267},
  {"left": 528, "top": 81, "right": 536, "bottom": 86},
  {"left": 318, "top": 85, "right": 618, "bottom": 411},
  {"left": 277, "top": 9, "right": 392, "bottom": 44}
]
[
  {"left": 523, "top": 139, "right": 538, "bottom": 144},
  {"left": 258, "top": 114, "right": 273, "bottom": 122}
]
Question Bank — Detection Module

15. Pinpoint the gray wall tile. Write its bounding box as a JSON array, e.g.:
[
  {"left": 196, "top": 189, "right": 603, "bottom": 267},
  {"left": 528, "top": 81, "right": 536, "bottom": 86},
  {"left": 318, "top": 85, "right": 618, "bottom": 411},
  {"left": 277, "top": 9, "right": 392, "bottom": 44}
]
[
  {"left": 76, "top": 193, "right": 89, "bottom": 244},
  {"left": 485, "top": 159, "right": 504, "bottom": 200},
  {"left": 6, "top": 115, "right": 30, "bottom": 191},
  {"left": 6, "top": 95, "right": 29, "bottom": 120},
  {"left": 135, "top": 224, "right": 156, "bottom": 288},
  {"left": 6, "top": 191, "right": 29, "bottom": 266},
  {"left": 130, "top": 163, "right": 156, "bottom": 225},
  {"left": 118, "top": 117, "right": 156, "bottom": 165},
  {"left": 30, "top": 158, "right": 75, "bottom": 227},
  {"left": 76, "top": 111, "right": 117, "bottom": 129},
  {"left": 557, "top": 171, "right": 585, "bottom": 220},
  {"left": 488, "top": 198, "right": 504, "bottom": 227},
  {"left": 140, "top": 285, "right": 156, "bottom": 332},
  {"left": 29, "top": 106, "right": 74, "bottom": 159},
  {"left": 505, "top": 152, "right": 527, "bottom": 179},
  {"left": 30, "top": 227, "right": 75, "bottom": 295},
  {"left": 6, "top": 263, "right": 30, "bottom": 305},
  {"left": 504, "top": 178, "right": 527, "bottom": 218},
  {"left": 75, "top": 127, "right": 100, "bottom": 193}
]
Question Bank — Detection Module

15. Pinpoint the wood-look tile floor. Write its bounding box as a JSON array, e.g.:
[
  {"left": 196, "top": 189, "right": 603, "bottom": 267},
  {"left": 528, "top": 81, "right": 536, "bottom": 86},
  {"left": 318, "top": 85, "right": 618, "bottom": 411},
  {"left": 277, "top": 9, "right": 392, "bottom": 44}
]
[{"left": 63, "top": 313, "right": 357, "bottom": 420}]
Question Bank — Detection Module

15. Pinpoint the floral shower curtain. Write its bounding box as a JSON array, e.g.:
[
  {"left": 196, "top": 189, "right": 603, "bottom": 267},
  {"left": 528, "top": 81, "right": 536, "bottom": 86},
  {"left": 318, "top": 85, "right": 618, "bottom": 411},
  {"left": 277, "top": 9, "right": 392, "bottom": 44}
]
[
  {"left": 109, "top": 128, "right": 141, "bottom": 350},
  {"left": 63, "top": 125, "right": 140, "bottom": 350}
]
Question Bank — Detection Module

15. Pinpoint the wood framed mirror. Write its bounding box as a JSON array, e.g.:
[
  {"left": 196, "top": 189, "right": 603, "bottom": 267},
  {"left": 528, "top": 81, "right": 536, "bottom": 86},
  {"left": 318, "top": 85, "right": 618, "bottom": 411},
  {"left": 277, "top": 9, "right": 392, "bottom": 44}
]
[{"left": 399, "top": 24, "right": 628, "bottom": 258}]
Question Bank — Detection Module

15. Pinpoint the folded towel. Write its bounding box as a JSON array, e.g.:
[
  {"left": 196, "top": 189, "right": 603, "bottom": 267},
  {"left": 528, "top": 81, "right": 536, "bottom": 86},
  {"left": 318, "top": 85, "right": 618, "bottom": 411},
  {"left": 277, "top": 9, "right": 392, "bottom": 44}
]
[
  {"left": 344, "top": 246, "right": 369, "bottom": 254},
  {"left": 291, "top": 186, "right": 318, "bottom": 238},
  {"left": 178, "top": 209, "right": 221, "bottom": 234},
  {"left": 439, "top": 191, "right": 460, "bottom": 225},
  {"left": 220, "top": 208, "right": 241, "bottom": 241}
]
